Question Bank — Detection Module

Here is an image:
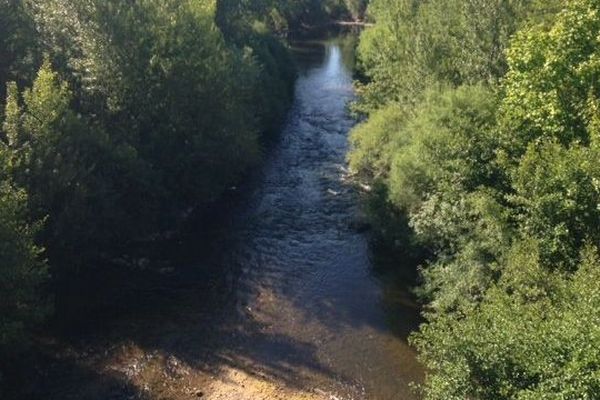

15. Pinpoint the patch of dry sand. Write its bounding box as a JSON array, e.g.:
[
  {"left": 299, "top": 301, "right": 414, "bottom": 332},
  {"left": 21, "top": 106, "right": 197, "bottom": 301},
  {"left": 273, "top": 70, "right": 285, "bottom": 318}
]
[
  {"left": 204, "top": 367, "right": 334, "bottom": 400},
  {"left": 100, "top": 343, "right": 339, "bottom": 400}
]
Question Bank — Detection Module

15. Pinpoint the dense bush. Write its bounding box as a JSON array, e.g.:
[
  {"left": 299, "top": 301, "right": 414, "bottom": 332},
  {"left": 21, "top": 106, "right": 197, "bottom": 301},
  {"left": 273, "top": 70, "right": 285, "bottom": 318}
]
[
  {"left": 0, "top": 178, "right": 48, "bottom": 352},
  {"left": 30, "top": 0, "right": 263, "bottom": 226},
  {"left": 349, "top": 0, "right": 600, "bottom": 397},
  {"left": 4, "top": 61, "right": 148, "bottom": 268},
  {"left": 0, "top": 0, "right": 302, "bottom": 352},
  {"left": 0, "top": 0, "right": 40, "bottom": 103},
  {"left": 354, "top": 0, "right": 535, "bottom": 113},
  {"left": 413, "top": 241, "right": 600, "bottom": 399},
  {"left": 216, "top": 0, "right": 297, "bottom": 137}
]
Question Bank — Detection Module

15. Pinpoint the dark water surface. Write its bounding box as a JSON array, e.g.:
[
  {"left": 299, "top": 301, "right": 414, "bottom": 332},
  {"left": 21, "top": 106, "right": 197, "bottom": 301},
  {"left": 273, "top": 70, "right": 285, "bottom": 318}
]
[{"left": 219, "top": 36, "right": 424, "bottom": 399}]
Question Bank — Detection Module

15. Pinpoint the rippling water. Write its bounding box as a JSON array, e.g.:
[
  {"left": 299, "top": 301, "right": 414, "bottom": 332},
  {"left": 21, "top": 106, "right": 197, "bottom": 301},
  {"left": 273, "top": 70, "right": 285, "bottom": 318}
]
[{"left": 222, "top": 37, "right": 424, "bottom": 400}]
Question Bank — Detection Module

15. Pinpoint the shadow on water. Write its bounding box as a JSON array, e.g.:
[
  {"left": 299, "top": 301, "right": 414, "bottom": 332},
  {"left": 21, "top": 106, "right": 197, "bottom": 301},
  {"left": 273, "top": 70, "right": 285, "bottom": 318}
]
[{"left": 11, "top": 31, "right": 423, "bottom": 400}]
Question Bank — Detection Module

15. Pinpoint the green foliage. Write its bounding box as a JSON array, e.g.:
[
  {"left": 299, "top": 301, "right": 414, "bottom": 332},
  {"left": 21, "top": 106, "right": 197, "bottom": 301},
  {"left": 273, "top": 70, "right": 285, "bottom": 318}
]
[
  {"left": 511, "top": 140, "right": 600, "bottom": 269},
  {"left": 413, "top": 188, "right": 512, "bottom": 313},
  {"left": 354, "top": 0, "right": 540, "bottom": 113},
  {"left": 495, "top": 0, "right": 600, "bottom": 268},
  {"left": 0, "top": 0, "right": 40, "bottom": 104},
  {"left": 350, "top": 84, "right": 503, "bottom": 245},
  {"left": 413, "top": 241, "right": 600, "bottom": 399},
  {"left": 350, "top": 0, "right": 600, "bottom": 398},
  {"left": 0, "top": 180, "right": 48, "bottom": 351},
  {"left": 5, "top": 60, "right": 149, "bottom": 267},
  {"left": 216, "top": 0, "right": 366, "bottom": 35},
  {"left": 216, "top": 0, "right": 297, "bottom": 136},
  {"left": 0, "top": 0, "right": 301, "bottom": 347},
  {"left": 23, "top": 0, "right": 277, "bottom": 243},
  {"left": 499, "top": 0, "right": 600, "bottom": 162},
  {"left": 349, "top": 102, "right": 412, "bottom": 179},
  {"left": 31, "top": 0, "right": 262, "bottom": 216},
  {"left": 350, "top": 85, "right": 512, "bottom": 312},
  {"left": 386, "top": 85, "right": 501, "bottom": 213}
]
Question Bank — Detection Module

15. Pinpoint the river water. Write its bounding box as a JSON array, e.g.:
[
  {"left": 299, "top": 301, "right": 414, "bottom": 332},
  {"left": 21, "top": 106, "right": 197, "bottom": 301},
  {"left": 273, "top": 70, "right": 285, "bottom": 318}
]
[
  {"left": 218, "top": 36, "right": 424, "bottom": 400},
  {"left": 26, "top": 35, "right": 423, "bottom": 400}
]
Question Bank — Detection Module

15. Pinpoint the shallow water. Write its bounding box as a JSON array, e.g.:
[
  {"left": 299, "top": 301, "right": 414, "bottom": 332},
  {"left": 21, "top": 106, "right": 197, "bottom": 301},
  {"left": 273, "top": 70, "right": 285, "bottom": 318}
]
[{"left": 222, "top": 37, "right": 424, "bottom": 399}]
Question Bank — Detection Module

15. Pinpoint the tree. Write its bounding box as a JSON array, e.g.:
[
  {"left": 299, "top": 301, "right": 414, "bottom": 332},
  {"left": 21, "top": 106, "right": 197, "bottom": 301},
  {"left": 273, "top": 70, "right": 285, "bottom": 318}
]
[
  {"left": 349, "top": 1, "right": 600, "bottom": 397},
  {"left": 497, "top": 0, "right": 600, "bottom": 268},
  {"left": 404, "top": 1, "right": 600, "bottom": 397},
  {"left": 31, "top": 0, "right": 262, "bottom": 227},
  {"left": 412, "top": 241, "right": 600, "bottom": 400},
  {"left": 0, "top": 0, "right": 40, "bottom": 105},
  {"left": 0, "top": 0, "right": 302, "bottom": 365},
  {"left": 4, "top": 60, "right": 149, "bottom": 270},
  {"left": 354, "top": 0, "right": 542, "bottom": 113},
  {"left": 499, "top": 0, "right": 600, "bottom": 162},
  {"left": 0, "top": 172, "right": 48, "bottom": 351}
]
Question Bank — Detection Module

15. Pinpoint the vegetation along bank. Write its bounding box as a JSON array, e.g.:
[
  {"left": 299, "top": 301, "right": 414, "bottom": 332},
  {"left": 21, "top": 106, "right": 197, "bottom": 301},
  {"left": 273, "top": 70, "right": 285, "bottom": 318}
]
[{"left": 349, "top": 0, "right": 600, "bottom": 398}]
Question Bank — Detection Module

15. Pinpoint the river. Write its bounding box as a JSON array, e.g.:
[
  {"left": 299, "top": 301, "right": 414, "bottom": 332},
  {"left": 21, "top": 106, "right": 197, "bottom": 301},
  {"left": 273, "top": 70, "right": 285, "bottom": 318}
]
[
  {"left": 215, "top": 35, "right": 424, "bottom": 400},
  {"left": 21, "top": 34, "right": 423, "bottom": 400}
]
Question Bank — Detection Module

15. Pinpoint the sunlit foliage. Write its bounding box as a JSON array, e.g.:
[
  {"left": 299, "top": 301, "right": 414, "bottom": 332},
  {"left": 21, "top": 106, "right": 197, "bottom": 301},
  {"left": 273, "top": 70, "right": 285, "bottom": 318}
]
[
  {"left": 413, "top": 241, "right": 600, "bottom": 399},
  {"left": 354, "top": 0, "right": 541, "bottom": 113},
  {"left": 350, "top": 0, "right": 600, "bottom": 397}
]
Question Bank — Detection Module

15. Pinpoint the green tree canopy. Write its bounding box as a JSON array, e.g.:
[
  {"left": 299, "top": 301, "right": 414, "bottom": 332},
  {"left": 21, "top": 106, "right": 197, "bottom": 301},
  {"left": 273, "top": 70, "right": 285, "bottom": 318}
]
[{"left": 0, "top": 177, "right": 48, "bottom": 351}]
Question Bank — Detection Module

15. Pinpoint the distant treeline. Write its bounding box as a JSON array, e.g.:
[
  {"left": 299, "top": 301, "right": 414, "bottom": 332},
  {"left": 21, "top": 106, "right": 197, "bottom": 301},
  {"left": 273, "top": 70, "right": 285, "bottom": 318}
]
[
  {"left": 0, "top": 0, "right": 314, "bottom": 358},
  {"left": 218, "top": 0, "right": 368, "bottom": 34},
  {"left": 350, "top": 0, "right": 600, "bottom": 398}
]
